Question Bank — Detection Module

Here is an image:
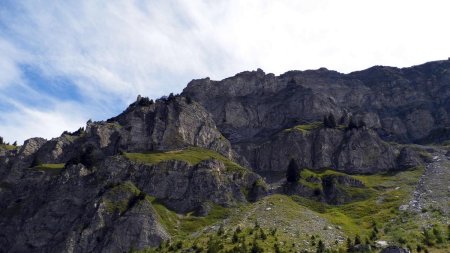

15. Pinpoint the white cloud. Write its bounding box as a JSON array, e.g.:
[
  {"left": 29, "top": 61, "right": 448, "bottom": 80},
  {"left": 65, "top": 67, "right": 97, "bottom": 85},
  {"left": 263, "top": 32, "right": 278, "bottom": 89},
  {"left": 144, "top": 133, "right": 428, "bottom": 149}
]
[
  {"left": 0, "top": 101, "right": 87, "bottom": 144},
  {"left": 1, "top": 0, "right": 450, "bottom": 143},
  {"left": 0, "top": 39, "right": 28, "bottom": 88}
]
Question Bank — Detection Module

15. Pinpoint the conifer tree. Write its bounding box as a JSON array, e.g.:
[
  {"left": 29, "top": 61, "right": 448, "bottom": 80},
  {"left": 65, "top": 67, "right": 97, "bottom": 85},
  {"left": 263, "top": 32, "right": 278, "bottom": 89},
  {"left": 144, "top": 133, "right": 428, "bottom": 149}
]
[{"left": 286, "top": 159, "right": 301, "bottom": 183}]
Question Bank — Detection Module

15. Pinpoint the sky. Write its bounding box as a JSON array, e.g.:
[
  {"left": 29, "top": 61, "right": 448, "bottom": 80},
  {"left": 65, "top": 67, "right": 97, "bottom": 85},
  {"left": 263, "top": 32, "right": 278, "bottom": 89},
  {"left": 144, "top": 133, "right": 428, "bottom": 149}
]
[{"left": 1, "top": 0, "right": 450, "bottom": 144}]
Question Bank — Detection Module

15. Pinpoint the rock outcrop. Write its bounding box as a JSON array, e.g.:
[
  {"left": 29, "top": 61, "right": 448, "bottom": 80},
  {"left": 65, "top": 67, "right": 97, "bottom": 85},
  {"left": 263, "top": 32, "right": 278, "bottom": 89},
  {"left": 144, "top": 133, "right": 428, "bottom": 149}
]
[{"left": 0, "top": 96, "right": 261, "bottom": 252}]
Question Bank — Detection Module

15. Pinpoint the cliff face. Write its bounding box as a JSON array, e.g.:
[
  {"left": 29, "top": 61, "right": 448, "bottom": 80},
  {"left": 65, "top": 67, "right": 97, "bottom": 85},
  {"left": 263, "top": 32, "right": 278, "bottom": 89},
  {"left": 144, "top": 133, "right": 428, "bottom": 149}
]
[
  {"left": 1, "top": 59, "right": 449, "bottom": 252},
  {"left": 182, "top": 60, "right": 450, "bottom": 174}
]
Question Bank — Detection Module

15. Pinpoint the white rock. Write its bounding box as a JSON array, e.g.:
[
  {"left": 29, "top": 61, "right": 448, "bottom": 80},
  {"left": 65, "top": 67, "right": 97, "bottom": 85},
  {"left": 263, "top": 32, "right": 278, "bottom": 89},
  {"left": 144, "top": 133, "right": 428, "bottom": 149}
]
[{"left": 375, "top": 240, "right": 388, "bottom": 247}]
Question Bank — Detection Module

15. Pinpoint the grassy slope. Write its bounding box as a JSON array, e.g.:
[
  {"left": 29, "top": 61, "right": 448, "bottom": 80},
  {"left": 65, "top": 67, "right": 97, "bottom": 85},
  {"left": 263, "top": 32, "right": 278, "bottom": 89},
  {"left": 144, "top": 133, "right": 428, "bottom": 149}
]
[
  {"left": 124, "top": 147, "right": 246, "bottom": 173},
  {"left": 138, "top": 166, "right": 449, "bottom": 252}
]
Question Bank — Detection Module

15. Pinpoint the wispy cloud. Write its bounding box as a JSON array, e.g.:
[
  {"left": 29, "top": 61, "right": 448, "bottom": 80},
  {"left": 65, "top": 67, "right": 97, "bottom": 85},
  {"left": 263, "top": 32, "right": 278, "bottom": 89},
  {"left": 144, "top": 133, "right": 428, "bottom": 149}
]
[{"left": 1, "top": 0, "right": 450, "bottom": 143}]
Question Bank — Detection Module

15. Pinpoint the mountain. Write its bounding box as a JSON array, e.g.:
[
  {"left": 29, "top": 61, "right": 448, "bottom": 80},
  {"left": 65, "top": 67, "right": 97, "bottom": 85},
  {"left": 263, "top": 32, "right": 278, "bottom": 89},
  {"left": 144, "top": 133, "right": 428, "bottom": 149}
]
[{"left": 1, "top": 59, "right": 450, "bottom": 252}]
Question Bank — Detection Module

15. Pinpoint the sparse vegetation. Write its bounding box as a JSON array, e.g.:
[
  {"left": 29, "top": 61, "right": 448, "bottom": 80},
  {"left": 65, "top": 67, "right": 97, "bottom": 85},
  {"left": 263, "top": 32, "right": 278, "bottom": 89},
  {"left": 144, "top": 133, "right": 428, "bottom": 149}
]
[
  {"left": 124, "top": 147, "right": 247, "bottom": 173},
  {"left": 285, "top": 121, "right": 323, "bottom": 133}
]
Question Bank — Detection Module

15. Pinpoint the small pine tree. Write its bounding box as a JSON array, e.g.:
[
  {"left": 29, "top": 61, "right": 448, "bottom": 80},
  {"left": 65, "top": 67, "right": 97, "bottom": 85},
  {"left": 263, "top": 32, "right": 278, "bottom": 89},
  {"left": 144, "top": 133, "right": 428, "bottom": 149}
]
[
  {"left": 217, "top": 225, "right": 225, "bottom": 236},
  {"left": 274, "top": 243, "right": 282, "bottom": 253},
  {"left": 323, "top": 116, "right": 330, "bottom": 128},
  {"left": 324, "top": 114, "right": 337, "bottom": 128},
  {"left": 12, "top": 141, "right": 17, "bottom": 146},
  {"left": 286, "top": 159, "right": 301, "bottom": 183},
  {"left": 251, "top": 240, "right": 264, "bottom": 253},
  {"left": 416, "top": 244, "right": 423, "bottom": 252},
  {"left": 423, "top": 228, "right": 436, "bottom": 246},
  {"left": 447, "top": 224, "right": 450, "bottom": 240},
  {"left": 185, "top": 96, "right": 192, "bottom": 104},
  {"left": 207, "top": 236, "right": 223, "bottom": 253},
  {"left": 354, "top": 234, "right": 362, "bottom": 245},
  {"left": 433, "top": 226, "right": 444, "bottom": 244},
  {"left": 260, "top": 228, "right": 267, "bottom": 240},
  {"left": 347, "top": 117, "right": 358, "bottom": 130},
  {"left": 316, "top": 240, "right": 326, "bottom": 253},
  {"left": 271, "top": 228, "right": 277, "bottom": 236},
  {"left": 232, "top": 230, "right": 239, "bottom": 243},
  {"left": 346, "top": 237, "right": 353, "bottom": 252}
]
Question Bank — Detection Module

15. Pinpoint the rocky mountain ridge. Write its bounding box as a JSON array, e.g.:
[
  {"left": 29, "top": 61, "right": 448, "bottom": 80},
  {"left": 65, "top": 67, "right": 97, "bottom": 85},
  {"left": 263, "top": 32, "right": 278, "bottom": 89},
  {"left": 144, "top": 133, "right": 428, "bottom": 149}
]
[{"left": 1, "top": 59, "right": 450, "bottom": 252}]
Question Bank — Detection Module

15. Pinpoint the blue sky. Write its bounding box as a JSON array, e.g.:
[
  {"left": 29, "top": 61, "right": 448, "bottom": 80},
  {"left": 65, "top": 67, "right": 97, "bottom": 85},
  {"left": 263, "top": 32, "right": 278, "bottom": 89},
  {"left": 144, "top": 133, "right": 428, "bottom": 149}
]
[{"left": 1, "top": 0, "right": 450, "bottom": 144}]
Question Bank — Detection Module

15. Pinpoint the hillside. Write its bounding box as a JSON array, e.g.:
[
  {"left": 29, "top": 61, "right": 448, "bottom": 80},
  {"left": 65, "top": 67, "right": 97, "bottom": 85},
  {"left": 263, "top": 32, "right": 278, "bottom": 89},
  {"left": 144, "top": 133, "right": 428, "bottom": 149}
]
[{"left": 1, "top": 60, "right": 450, "bottom": 252}]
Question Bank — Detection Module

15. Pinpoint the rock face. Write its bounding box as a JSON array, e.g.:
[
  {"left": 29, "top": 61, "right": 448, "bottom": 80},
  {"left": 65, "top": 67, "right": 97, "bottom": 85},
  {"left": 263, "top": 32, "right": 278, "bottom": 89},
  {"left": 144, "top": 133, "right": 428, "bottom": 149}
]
[
  {"left": 0, "top": 148, "right": 260, "bottom": 252},
  {"left": 183, "top": 60, "right": 450, "bottom": 173},
  {"left": 235, "top": 127, "right": 398, "bottom": 176}
]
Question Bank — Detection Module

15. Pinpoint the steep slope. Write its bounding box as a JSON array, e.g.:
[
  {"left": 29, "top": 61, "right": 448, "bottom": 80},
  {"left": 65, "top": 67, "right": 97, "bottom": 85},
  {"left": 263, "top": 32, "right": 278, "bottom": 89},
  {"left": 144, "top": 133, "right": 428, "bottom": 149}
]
[{"left": 0, "top": 96, "right": 263, "bottom": 252}]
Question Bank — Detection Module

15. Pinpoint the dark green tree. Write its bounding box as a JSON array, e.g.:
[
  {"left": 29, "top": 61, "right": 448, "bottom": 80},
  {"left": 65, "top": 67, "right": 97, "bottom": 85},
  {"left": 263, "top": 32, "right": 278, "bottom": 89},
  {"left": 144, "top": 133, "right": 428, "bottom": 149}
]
[
  {"left": 423, "top": 228, "right": 435, "bottom": 246},
  {"left": 447, "top": 224, "right": 450, "bottom": 240},
  {"left": 274, "top": 242, "right": 282, "bottom": 253},
  {"left": 316, "top": 240, "right": 326, "bottom": 253},
  {"left": 346, "top": 237, "right": 353, "bottom": 252},
  {"left": 260, "top": 228, "right": 267, "bottom": 240},
  {"left": 324, "top": 114, "right": 337, "bottom": 128},
  {"left": 251, "top": 240, "right": 264, "bottom": 253},
  {"left": 433, "top": 226, "right": 444, "bottom": 244},
  {"left": 354, "top": 234, "right": 362, "bottom": 245},
  {"left": 217, "top": 225, "right": 225, "bottom": 236},
  {"left": 286, "top": 159, "right": 301, "bottom": 183},
  {"left": 207, "top": 236, "right": 223, "bottom": 253},
  {"left": 416, "top": 244, "right": 423, "bottom": 252},
  {"left": 232, "top": 230, "right": 239, "bottom": 243}
]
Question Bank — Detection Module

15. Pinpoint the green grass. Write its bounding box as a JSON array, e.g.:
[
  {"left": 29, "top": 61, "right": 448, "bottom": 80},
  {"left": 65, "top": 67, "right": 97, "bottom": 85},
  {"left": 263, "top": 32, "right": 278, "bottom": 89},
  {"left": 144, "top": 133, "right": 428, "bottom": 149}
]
[
  {"left": 140, "top": 194, "right": 346, "bottom": 252},
  {"left": 284, "top": 121, "right": 323, "bottom": 133},
  {"left": 0, "top": 144, "right": 18, "bottom": 151},
  {"left": 146, "top": 196, "right": 230, "bottom": 238},
  {"left": 33, "top": 163, "right": 65, "bottom": 175},
  {"left": 124, "top": 147, "right": 247, "bottom": 173},
  {"left": 103, "top": 181, "right": 141, "bottom": 214},
  {"left": 293, "top": 167, "right": 425, "bottom": 239}
]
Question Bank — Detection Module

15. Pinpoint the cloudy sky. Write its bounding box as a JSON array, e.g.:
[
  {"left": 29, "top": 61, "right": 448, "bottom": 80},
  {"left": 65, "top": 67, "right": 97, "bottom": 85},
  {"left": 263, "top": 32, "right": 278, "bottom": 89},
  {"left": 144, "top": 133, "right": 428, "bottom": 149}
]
[{"left": 1, "top": 0, "right": 450, "bottom": 144}]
